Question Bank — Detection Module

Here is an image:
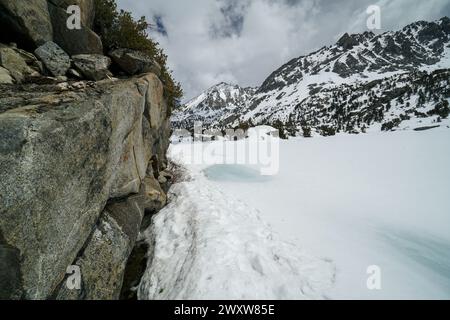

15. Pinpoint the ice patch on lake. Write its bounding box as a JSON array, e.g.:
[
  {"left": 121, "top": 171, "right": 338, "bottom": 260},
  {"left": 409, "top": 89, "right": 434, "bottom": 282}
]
[{"left": 204, "top": 164, "right": 273, "bottom": 183}]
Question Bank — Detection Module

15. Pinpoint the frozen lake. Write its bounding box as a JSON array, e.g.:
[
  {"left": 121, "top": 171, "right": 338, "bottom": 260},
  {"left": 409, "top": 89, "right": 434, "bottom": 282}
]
[{"left": 201, "top": 130, "right": 450, "bottom": 299}]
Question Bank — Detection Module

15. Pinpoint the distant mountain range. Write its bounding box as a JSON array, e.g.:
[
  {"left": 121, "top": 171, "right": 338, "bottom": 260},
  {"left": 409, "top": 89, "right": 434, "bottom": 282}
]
[
  {"left": 173, "top": 82, "right": 256, "bottom": 128},
  {"left": 172, "top": 17, "right": 450, "bottom": 136}
]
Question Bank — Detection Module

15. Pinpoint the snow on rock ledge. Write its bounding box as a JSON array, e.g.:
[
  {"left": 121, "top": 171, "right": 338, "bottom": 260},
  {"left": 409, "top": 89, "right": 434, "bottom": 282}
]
[{"left": 138, "top": 171, "right": 335, "bottom": 300}]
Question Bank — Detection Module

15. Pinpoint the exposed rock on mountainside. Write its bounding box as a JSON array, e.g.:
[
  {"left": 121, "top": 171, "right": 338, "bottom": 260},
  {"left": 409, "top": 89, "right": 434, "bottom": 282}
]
[
  {"left": 289, "top": 69, "right": 450, "bottom": 136},
  {"left": 175, "top": 18, "right": 450, "bottom": 136}
]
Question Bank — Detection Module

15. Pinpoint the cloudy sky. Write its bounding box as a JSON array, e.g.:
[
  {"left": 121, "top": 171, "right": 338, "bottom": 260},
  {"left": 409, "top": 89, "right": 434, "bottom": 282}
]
[{"left": 117, "top": 0, "right": 450, "bottom": 100}]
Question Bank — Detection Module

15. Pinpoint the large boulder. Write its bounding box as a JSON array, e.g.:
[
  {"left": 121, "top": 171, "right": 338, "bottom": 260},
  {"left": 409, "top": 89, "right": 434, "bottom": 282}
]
[
  {"left": 0, "top": 46, "right": 37, "bottom": 83},
  {"left": 48, "top": 0, "right": 95, "bottom": 28},
  {"left": 0, "top": 66, "right": 13, "bottom": 84},
  {"left": 47, "top": 0, "right": 102, "bottom": 55},
  {"left": 0, "top": 0, "right": 53, "bottom": 49},
  {"left": 7, "top": 46, "right": 45, "bottom": 74},
  {"left": 0, "top": 73, "right": 171, "bottom": 299},
  {"left": 72, "top": 54, "right": 111, "bottom": 81},
  {"left": 0, "top": 0, "right": 101, "bottom": 55},
  {"left": 110, "top": 48, "right": 162, "bottom": 77},
  {"left": 34, "top": 41, "right": 70, "bottom": 76}
]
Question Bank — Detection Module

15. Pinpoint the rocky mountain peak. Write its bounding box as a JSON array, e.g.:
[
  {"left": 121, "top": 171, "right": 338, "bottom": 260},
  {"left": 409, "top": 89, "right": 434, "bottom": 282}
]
[
  {"left": 337, "top": 32, "right": 374, "bottom": 50},
  {"left": 336, "top": 33, "right": 373, "bottom": 50},
  {"left": 172, "top": 82, "right": 257, "bottom": 128}
]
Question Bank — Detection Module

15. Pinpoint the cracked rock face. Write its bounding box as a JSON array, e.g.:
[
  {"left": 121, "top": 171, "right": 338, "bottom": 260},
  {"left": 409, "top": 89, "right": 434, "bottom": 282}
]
[
  {"left": 0, "top": 0, "right": 53, "bottom": 48},
  {"left": 0, "top": 73, "right": 170, "bottom": 299}
]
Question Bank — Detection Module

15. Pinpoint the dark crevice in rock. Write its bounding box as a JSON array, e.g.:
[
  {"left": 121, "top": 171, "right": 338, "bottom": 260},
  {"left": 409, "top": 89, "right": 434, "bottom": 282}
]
[
  {"left": 140, "top": 210, "right": 157, "bottom": 232},
  {"left": 0, "top": 5, "right": 35, "bottom": 51},
  {"left": 119, "top": 166, "right": 177, "bottom": 300},
  {"left": 118, "top": 201, "right": 161, "bottom": 300},
  {"left": 0, "top": 229, "right": 25, "bottom": 300},
  {"left": 132, "top": 146, "right": 143, "bottom": 185},
  {"left": 119, "top": 240, "right": 150, "bottom": 300},
  {"left": 150, "top": 155, "right": 160, "bottom": 178}
]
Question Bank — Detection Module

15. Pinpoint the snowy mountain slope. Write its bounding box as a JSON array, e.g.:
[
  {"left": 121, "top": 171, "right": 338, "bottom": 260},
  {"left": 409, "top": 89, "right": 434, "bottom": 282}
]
[
  {"left": 174, "top": 17, "right": 450, "bottom": 135},
  {"left": 286, "top": 69, "right": 450, "bottom": 136},
  {"left": 172, "top": 82, "right": 256, "bottom": 129},
  {"left": 241, "top": 17, "right": 450, "bottom": 131}
]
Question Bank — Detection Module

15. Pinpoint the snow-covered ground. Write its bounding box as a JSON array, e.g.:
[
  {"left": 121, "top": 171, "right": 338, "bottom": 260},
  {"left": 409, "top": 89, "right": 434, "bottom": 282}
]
[
  {"left": 137, "top": 173, "right": 335, "bottom": 300},
  {"left": 139, "top": 128, "right": 450, "bottom": 300}
]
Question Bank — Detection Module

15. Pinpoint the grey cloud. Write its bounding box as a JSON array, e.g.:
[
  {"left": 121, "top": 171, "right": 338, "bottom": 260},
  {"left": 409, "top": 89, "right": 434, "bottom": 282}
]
[
  {"left": 154, "top": 15, "right": 168, "bottom": 37},
  {"left": 210, "top": 0, "right": 251, "bottom": 38}
]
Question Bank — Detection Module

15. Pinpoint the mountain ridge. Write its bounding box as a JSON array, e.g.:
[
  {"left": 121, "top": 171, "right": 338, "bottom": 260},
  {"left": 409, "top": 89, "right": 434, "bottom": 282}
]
[
  {"left": 173, "top": 17, "right": 450, "bottom": 136},
  {"left": 173, "top": 82, "right": 257, "bottom": 128}
]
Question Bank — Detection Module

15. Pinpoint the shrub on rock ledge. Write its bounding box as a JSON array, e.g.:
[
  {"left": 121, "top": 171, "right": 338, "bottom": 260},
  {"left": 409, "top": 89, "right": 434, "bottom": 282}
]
[{"left": 93, "top": 0, "right": 183, "bottom": 109}]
